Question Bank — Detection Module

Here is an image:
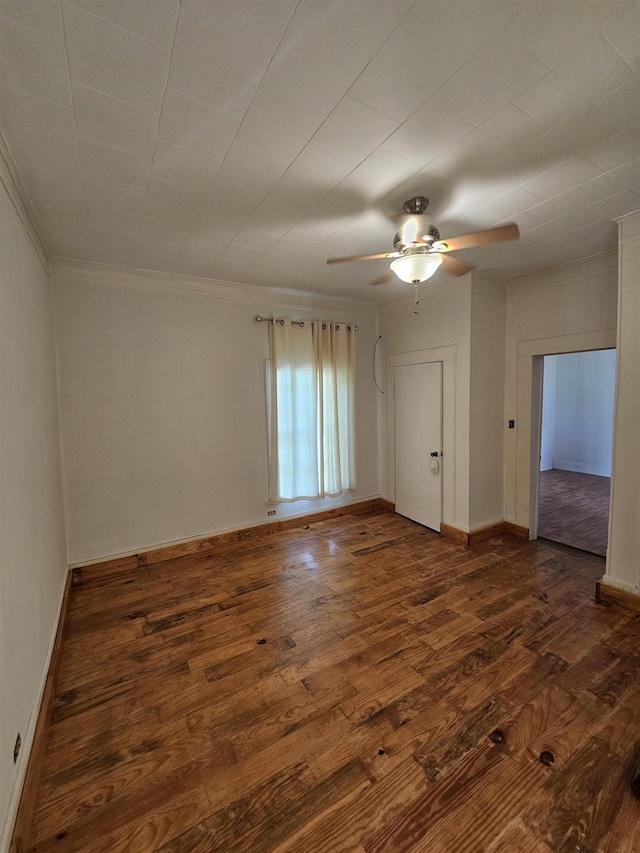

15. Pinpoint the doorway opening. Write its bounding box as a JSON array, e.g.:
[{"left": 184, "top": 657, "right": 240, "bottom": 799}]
[{"left": 536, "top": 349, "right": 615, "bottom": 557}]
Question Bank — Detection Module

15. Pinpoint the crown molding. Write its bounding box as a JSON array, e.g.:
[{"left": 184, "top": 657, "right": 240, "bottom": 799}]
[
  {"left": 506, "top": 250, "right": 617, "bottom": 295},
  {"left": 616, "top": 208, "right": 640, "bottom": 242},
  {"left": 0, "top": 131, "right": 50, "bottom": 273},
  {"left": 51, "top": 257, "right": 378, "bottom": 317},
  {"left": 614, "top": 208, "right": 640, "bottom": 225}
]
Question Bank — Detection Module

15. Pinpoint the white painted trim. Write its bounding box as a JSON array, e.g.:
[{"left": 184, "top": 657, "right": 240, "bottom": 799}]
[
  {"left": 529, "top": 355, "right": 544, "bottom": 541},
  {"left": 552, "top": 461, "right": 611, "bottom": 477},
  {"left": 517, "top": 329, "right": 617, "bottom": 358},
  {"left": 507, "top": 251, "right": 617, "bottom": 295},
  {"left": 51, "top": 258, "right": 377, "bottom": 316},
  {"left": 614, "top": 208, "right": 640, "bottom": 226},
  {"left": 0, "top": 570, "right": 70, "bottom": 853},
  {"left": 0, "top": 134, "right": 49, "bottom": 274},
  {"left": 605, "top": 209, "right": 640, "bottom": 591},
  {"left": 50, "top": 273, "right": 72, "bottom": 567},
  {"left": 514, "top": 332, "right": 617, "bottom": 533},
  {"left": 616, "top": 212, "right": 640, "bottom": 244}
]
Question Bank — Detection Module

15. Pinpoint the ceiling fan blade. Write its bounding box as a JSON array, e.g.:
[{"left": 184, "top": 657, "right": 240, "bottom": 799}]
[
  {"left": 326, "top": 251, "right": 400, "bottom": 265},
  {"left": 436, "top": 223, "right": 520, "bottom": 253},
  {"left": 438, "top": 253, "right": 475, "bottom": 277},
  {"left": 368, "top": 269, "right": 394, "bottom": 286}
]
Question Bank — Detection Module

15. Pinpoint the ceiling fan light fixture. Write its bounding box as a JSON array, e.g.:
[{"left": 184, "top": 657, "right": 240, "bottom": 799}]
[{"left": 390, "top": 252, "right": 442, "bottom": 283}]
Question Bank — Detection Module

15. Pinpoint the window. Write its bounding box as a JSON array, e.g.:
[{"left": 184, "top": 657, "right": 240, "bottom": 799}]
[{"left": 267, "top": 318, "right": 356, "bottom": 503}]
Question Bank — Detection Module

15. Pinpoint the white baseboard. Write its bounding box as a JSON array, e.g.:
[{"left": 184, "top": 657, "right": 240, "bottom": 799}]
[
  {"left": 552, "top": 461, "right": 611, "bottom": 477},
  {"left": 0, "top": 569, "right": 69, "bottom": 853}
]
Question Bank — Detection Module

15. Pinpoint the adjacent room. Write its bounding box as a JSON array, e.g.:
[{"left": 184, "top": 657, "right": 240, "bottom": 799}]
[
  {"left": 537, "top": 349, "right": 616, "bottom": 557},
  {"left": 1, "top": 2, "right": 639, "bottom": 852}
]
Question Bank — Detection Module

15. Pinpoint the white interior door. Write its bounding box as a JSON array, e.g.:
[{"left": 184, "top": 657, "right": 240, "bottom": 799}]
[{"left": 394, "top": 362, "right": 442, "bottom": 531}]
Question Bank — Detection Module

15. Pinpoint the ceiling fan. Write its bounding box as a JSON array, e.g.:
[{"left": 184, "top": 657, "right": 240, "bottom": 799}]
[{"left": 326, "top": 196, "right": 520, "bottom": 286}]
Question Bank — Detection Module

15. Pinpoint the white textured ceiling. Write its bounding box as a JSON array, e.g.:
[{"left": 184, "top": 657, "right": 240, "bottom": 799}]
[{"left": 1, "top": 0, "right": 639, "bottom": 302}]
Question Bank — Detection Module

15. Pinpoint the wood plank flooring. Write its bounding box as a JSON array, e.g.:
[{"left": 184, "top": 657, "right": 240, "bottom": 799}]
[
  {"left": 538, "top": 469, "right": 611, "bottom": 557},
  {"left": 26, "top": 509, "right": 640, "bottom": 852}
]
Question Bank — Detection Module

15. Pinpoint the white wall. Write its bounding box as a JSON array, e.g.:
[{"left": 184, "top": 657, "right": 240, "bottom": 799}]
[
  {"left": 53, "top": 261, "right": 380, "bottom": 565},
  {"left": 379, "top": 276, "right": 472, "bottom": 530},
  {"left": 540, "top": 356, "right": 557, "bottom": 470},
  {"left": 468, "top": 279, "right": 506, "bottom": 529},
  {"left": 504, "top": 253, "right": 618, "bottom": 530},
  {"left": 0, "top": 170, "right": 67, "bottom": 849},
  {"left": 550, "top": 350, "right": 615, "bottom": 476},
  {"left": 380, "top": 273, "right": 507, "bottom": 534},
  {"left": 379, "top": 273, "right": 507, "bottom": 534},
  {"left": 607, "top": 211, "right": 640, "bottom": 595}
]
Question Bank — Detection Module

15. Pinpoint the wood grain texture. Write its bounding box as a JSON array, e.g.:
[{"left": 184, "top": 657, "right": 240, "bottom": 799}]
[
  {"left": 504, "top": 520, "right": 530, "bottom": 539},
  {"left": 468, "top": 521, "right": 509, "bottom": 546},
  {"left": 20, "top": 510, "right": 640, "bottom": 852},
  {"left": 523, "top": 737, "right": 628, "bottom": 852},
  {"left": 538, "top": 469, "right": 610, "bottom": 556},
  {"left": 76, "top": 498, "right": 392, "bottom": 573},
  {"left": 439, "top": 522, "right": 470, "bottom": 545},
  {"left": 597, "top": 580, "right": 640, "bottom": 614}
]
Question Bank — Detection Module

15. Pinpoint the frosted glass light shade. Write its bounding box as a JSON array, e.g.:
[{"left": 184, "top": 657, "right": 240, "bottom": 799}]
[{"left": 390, "top": 252, "right": 442, "bottom": 283}]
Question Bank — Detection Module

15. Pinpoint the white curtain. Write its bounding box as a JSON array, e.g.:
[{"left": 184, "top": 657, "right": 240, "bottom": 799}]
[{"left": 268, "top": 319, "right": 356, "bottom": 503}]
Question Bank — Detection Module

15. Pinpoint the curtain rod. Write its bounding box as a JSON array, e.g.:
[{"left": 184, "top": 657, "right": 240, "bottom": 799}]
[{"left": 254, "top": 315, "right": 358, "bottom": 330}]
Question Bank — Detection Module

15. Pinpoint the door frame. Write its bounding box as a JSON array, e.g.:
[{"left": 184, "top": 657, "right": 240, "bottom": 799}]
[
  {"left": 386, "top": 345, "right": 457, "bottom": 526},
  {"left": 529, "top": 355, "right": 544, "bottom": 540},
  {"left": 526, "top": 337, "right": 617, "bottom": 538}
]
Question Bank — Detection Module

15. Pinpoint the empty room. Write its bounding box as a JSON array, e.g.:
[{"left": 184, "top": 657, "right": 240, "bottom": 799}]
[
  {"left": 537, "top": 349, "right": 616, "bottom": 557},
  {"left": 1, "top": 2, "right": 639, "bottom": 852}
]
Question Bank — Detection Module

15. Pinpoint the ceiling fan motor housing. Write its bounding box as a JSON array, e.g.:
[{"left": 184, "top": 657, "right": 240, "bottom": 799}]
[
  {"left": 394, "top": 224, "right": 441, "bottom": 252},
  {"left": 403, "top": 196, "right": 430, "bottom": 215}
]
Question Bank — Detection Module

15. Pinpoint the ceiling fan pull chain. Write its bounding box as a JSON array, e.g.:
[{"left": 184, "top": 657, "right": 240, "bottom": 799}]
[{"left": 413, "top": 283, "right": 420, "bottom": 315}]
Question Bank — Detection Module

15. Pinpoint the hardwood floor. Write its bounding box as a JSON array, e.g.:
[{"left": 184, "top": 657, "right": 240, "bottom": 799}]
[
  {"left": 538, "top": 469, "right": 611, "bottom": 557},
  {"left": 25, "top": 509, "right": 640, "bottom": 852}
]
